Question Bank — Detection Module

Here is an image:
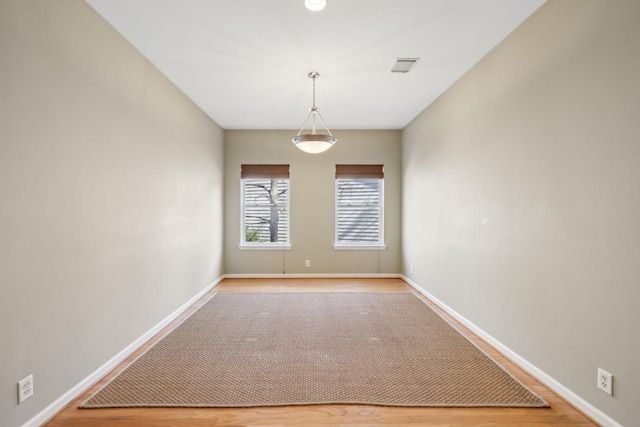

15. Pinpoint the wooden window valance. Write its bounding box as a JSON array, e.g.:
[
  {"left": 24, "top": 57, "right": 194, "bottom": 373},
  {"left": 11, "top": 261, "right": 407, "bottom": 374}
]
[
  {"left": 241, "top": 164, "right": 290, "bottom": 179},
  {"left": 335, "top": 164, "right": 384, "bottom": 179}
]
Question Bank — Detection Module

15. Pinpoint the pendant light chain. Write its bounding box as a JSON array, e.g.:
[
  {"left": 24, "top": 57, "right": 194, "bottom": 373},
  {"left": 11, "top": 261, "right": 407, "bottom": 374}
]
[
  {"left": 312, "top": 73, "right": 317, "bottom": 109},
  {"left": 309, "top": 71, "right": 320, "bottom": 134}
]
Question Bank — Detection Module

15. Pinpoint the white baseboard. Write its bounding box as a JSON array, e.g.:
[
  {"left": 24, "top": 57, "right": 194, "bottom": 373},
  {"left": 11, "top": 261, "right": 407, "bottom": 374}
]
[
  {"left": 23, "top": 276, "right": 224, "bottom": 427},
  {"left": 401, "top": 275, "right": 622, "bottom": 427},
  {"left": 223, "top": 273, "right": 402, "bottom": 279}
]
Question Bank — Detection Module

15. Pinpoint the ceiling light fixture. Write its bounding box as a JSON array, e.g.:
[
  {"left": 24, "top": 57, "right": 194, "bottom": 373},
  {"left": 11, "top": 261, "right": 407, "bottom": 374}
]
[
  {"left": 304, "top": 0, "right": 326, "bottom": 12},
  {"left": 291, "top": 71, "right": 337, "bottom": 154}
]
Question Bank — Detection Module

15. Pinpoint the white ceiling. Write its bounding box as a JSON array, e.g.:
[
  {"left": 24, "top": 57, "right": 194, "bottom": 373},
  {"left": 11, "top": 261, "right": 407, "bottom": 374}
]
[{"left": 85, "top": 0, "right": 545, "bottom": 130}]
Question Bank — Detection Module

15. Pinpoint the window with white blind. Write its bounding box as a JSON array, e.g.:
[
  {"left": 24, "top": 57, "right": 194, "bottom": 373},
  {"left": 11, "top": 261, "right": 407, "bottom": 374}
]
[
  {"left": 241, "top": 164, "right": 290, "bottom": 249},
  {"left": 335, "top": 164, "right": 385, "bottom": 249}
]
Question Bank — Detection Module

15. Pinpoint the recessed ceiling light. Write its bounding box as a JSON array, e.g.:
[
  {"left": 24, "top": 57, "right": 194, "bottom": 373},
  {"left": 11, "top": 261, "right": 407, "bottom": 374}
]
[
  {"left": 391, "top": 58, "right": 420, "bottom": 73},
  {"left": 305, "top": 0, "right": 326, "bottom": 12}
]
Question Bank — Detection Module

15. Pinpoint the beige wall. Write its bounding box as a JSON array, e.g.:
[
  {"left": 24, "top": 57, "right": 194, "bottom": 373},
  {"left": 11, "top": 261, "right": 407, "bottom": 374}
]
[
  {"left": 0, "top": 1, "right": 224, "bottom": 426},
  {"left": 402, "top": 1, "right": 640, "bottom": 425},
  {"left": 224, "top": 130, "right": 401, "bottom": 275},
  {"left": 5, "top": 0, "right": 638, "bottom": 425}
]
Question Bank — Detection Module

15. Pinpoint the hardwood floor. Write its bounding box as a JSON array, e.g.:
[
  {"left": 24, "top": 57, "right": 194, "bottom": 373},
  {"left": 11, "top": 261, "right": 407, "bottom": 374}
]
[{"left": 45, "top": 278, "right": 598, "bottom": 426}]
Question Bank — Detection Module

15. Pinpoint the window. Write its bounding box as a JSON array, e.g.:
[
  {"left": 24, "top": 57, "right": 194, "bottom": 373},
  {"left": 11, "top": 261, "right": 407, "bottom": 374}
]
[
  {"left": 335, "top": 164, "right": 385, "bottom": 249},
  {"left": 241, "top": 164, "right": 290, "bottom": 249}
]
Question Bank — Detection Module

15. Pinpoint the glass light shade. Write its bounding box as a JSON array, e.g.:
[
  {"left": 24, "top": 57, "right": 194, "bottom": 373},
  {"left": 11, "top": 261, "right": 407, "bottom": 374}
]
[
  {"left": 291, "top": 134, "right": 336, "bottom": 154},
  {"left": 304, "top": 0, "right": 326, "bottom": 12}
]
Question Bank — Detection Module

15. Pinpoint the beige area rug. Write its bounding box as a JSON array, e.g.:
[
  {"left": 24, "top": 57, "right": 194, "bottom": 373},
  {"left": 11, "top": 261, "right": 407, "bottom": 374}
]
[{"left": 80, "top": 292, "right": 548, "bottom": 408}]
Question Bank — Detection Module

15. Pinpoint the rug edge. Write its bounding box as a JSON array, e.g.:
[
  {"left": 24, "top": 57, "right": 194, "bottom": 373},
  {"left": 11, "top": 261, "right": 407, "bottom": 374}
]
[{"left": 80, "top": 400, "right": 550, "bottom": 409}]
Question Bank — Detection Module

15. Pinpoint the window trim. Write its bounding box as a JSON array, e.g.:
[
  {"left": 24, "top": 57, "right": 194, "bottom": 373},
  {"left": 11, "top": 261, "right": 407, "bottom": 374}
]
[{"left": 333, "top": 243, "right": 387, "bottom": 250}]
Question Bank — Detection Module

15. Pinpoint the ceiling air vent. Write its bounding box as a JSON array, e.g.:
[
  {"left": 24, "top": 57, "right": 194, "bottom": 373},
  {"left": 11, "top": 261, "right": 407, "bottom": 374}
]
[{"left": 391, "top": 58, "right": 419, "bottom": 73}]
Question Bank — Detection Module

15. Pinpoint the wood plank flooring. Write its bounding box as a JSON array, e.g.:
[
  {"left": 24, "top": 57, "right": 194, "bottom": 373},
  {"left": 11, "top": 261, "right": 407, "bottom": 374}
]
[{"left": 44, "top": 278, "right": 599, "bottom": 426}]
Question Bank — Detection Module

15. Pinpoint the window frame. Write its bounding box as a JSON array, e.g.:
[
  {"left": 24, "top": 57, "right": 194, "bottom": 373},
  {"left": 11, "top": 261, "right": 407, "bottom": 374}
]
[
  {"left": 240, "top": 165, "right": 291, "bottom": 250},
  {"left": 334, "top": 165, "right": 386, "bottom": 250}
]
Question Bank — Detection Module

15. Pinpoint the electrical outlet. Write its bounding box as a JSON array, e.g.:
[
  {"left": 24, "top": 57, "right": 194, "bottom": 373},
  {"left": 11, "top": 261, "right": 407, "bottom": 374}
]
[
  {"left": 18, "top": 375, "right": 33, "bottom": 404},
  {"left": 305, "top": 260, "right": 311, "bottom": 268},
  {"left": 410, "top": 265, "right": 415, "bottom": 274},
  {"left": 209, "top": 267, "right": 213, "bottom": 277},
  {"left": 597, "top": 368, "right": 613, "bottom": 396}
]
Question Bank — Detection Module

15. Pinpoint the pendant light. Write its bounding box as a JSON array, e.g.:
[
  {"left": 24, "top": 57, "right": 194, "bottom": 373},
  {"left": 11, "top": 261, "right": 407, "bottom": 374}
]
[
  {"left": 304, "top": 0, "right": 326, "bottom": 11},
  {"left": 291, "top": 71, "right": 337, "bottom": 154}
]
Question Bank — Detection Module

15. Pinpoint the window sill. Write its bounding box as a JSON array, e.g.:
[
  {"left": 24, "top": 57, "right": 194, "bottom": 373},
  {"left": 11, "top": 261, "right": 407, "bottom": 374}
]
[
  {"left": 333, "top": 244, "right": 387, "bottom": 251},
  {"left": 239, "top": 244, "right": 292, "bottom": 251}
]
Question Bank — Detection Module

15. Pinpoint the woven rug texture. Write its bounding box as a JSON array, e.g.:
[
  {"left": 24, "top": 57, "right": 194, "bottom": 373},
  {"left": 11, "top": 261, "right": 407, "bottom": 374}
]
[{"left": 80, "top": 292, "right": 548, "bottom": 408}]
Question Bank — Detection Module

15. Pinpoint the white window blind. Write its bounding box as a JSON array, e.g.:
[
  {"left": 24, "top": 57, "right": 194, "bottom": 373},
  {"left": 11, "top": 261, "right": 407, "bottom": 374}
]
[{"left": 335, "top": 165, "right": 384, "bottom": 247}]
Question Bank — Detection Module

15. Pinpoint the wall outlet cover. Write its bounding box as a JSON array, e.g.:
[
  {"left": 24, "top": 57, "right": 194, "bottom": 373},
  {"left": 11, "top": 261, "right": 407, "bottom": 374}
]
[
  {"left": 18, "top": 375, "right": 34, "bottom": 403},
  {"left": 597, "top": 368, "right": 613, "bottom": 396}
]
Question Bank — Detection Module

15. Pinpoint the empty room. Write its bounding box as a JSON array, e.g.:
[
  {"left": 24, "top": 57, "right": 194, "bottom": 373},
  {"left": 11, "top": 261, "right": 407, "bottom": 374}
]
[{"left": 1, "top": 1, "right": 638, "bottom": 426}]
